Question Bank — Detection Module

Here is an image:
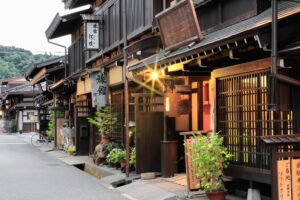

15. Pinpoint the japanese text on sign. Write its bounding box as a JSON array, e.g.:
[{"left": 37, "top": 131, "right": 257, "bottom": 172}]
[
  {"left": 278, "top": 160, "right": 292, "bottom": 200},
  {"left": 292, "top": 160, "right": 300, "bottom": 200},
  {"left": 86, "top": 22, "right": 99, "bottom": 50},
  {"left": 91, "top": 68, "right": 107, "bottom": 109}
]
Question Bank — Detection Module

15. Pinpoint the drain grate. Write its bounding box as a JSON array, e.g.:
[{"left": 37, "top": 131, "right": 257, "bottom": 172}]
[{"left": 73, "top": 163, "right": 85, "bottom": 171}]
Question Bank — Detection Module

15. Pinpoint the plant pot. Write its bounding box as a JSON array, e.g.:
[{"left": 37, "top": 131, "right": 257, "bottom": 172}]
[
  {"left": 50, "top": 140, "right": 55, "bottom": 149},
  {"left": 120, "top": 160, "right": 126, "bottom": 168},
  {"left": 206, "top": 190, "right": 227, "bottom": 200},
  {"left": 68, "top": 152, "right": 76, "bottom": 156},
  {"left": 101, "top": 136, "right": 111, "bottom": 144}
]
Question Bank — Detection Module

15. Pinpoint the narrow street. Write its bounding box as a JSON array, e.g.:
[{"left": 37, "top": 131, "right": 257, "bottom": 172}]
[{"left": 0, "top": 134, "right": 126, "bottom": 200}]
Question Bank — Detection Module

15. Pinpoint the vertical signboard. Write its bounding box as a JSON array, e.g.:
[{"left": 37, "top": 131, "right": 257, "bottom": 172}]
[
  {"left": 85, "top": 22, "right": 99, "bottom": 50},
  {"left": 185, "top": 138, "right": 201, "bottom": 190},
  {"left": 91, "top": 68, "right": 107, "bottom": 109},
  {"left": 278, "top": 160, "right": 292, "bottom": 200},
  {"left": 292, "top": 159, "right": 300, "bottom": 200}
]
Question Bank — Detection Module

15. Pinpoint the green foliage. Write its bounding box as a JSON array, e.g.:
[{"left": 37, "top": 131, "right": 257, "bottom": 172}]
[
  {"left": 129, "top": 147, "right": 136, "bottom": 168},
  {"left": 67, "top": 145, "right": 76, "bottom": 153},
  {"left": 106, "top": 148, "right": 126, "bottom": 164},
  {"left": 45, "top": 110, "right": 55, "bottom": 138},
  {"left": 87, "top": 106, "right": 118, "bottom": 137},
  {"left": 45, "top": 108, "right": 64, "bottom": 138},
  {"left": 186, "top": 133, "right": 232, "bottom": 192},
  {"left": 0, "top": 45, "right": 57, "bottom": 79},
  {"left": 104, "top": 141, "right": 119, "bottom": 152}
]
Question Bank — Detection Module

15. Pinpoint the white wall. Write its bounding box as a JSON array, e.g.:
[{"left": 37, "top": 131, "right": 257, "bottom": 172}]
[{"left": 18, "top": 111, "right": 23, "bottom": 131}]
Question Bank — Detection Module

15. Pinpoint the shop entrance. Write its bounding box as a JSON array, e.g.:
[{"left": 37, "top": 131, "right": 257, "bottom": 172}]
[
  {"left": 75, "top": 95, "right": 92, "bottom": 155},
  {"left": 132, "top": 93, "right": 164, "bottom": 174}
]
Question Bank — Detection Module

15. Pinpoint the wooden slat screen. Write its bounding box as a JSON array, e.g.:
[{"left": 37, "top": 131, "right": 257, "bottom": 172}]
[
  {"left": 111, "top": 90, "right": 124, "bottom": 144},
  {"left": 217, "top": 70, "right": 293, "bottom": 170},
  {"left": 68, "top": 36, "right": 85, "bottom": 77}
]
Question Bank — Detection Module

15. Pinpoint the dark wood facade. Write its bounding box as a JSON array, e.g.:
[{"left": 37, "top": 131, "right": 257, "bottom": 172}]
[
  {"left": 41, "top": 0, "right": 300, "bottom": 197},
  {"left": 125, "top": 0, "right": 300, "bottom": 197}
]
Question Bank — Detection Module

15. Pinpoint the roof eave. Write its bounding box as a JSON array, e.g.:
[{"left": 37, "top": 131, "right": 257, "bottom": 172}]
[{"left": 64, "top": 0, "right": 92, "bottom": 9}]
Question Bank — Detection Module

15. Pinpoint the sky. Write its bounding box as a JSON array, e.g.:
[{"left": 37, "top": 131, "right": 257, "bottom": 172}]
[{"left": 0, "top": 0, "right": 81, "bottom": 55}]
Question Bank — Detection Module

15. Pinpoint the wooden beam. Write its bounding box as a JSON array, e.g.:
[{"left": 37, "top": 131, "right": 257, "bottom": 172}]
[
  {"left": 211, "top": 57, "right": 271, "bottom": 78},
  {"left": 30, "top": 68, "right": 46, "bottom": 85}
]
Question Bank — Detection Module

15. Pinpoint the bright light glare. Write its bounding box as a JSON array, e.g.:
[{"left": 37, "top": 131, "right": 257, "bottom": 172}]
[{"left": 151, "top": 72, "right": 158, "bottom": 79}]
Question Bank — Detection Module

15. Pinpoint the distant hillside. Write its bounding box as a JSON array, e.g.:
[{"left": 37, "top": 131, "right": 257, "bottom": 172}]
[{"left": 0, "top": 45, "right": 58, "bottom": 80}]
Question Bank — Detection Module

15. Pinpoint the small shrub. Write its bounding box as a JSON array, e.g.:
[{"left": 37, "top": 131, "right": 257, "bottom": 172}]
[
  {"left": 106, "top": 148, "right": 126, "bottom": 164},
  {"left": 187, "top": 133, "right": 232, "bottom": 192},
  {"left": 87, "top": 106, "right": 118, "bottom": 137},
  {"left": 129, "top": 147, "right": 136, "bottom": 168},
  {"left": 104, "top": 142, "right": 119, "bottom": 152},
  {"left": 67, "top": 145, "right": 76, "bottom": 153},
  {"left": 46, "top": 110, "right": 55, "bottom": 138}
]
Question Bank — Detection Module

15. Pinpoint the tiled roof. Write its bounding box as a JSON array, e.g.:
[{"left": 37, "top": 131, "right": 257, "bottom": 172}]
[
  {"left": 45, "top": 9, "right": 91, "bottom": 39},
  {"left": 129, "top": 1, "right": 300, "bottom": 71}
]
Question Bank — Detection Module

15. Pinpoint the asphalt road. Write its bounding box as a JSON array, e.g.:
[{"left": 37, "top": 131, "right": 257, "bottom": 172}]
[{"left": 0, "top": 133, "right": 127, "bottom": 200}]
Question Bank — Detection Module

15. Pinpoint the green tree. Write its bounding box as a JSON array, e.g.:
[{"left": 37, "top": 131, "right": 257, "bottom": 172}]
[{"left": 0, "top": 45, "right": 58, "bottom": 79}]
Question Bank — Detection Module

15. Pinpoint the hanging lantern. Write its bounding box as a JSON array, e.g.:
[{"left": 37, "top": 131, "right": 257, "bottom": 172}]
[{"left": 165, "top": 92, "right": 181, "bottom": 117}]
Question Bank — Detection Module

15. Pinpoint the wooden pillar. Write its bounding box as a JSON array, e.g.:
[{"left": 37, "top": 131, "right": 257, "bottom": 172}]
[
  {"left": 122, "top": 0, "right": 130, "bottom": 177},
  {"left": 54, "top": 93, "right": 57, "bottom": 148},
  {"left": 271, "top": 146, "right": 278, "bottom": 200}
]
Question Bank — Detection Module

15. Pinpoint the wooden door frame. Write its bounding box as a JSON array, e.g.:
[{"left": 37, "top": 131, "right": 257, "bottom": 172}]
[{"left": 188, "top": 76, "right": 210, "bottom": 131}]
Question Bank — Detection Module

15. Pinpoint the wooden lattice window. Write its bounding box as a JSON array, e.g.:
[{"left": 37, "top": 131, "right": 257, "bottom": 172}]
[
  {"left": 76, "top": 98, "right": 91, "bottom": 117},
  {"left": 217, "top": 70, "right": 293, "bottom": 170}
]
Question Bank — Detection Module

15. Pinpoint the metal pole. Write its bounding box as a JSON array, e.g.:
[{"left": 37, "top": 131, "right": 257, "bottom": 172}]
[
  {"left": 122, "top": 0, "right": 130, "bottom": 177},
  {"left": 47, "top": 39, "right": 67, "bottom": 79}
]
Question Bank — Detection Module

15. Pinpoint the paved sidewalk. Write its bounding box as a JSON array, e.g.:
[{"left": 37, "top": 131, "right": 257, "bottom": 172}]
[{"left": 15, "top": 132, "right": 245, "bottom": 200}]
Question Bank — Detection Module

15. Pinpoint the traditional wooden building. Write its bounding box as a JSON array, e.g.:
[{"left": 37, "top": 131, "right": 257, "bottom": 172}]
[
  {"left": 127, "top": 0, "right": 300, "bottom": 198},
  {"left": 46, "top": 6, "right": 98, "bottom": 155},
  {"left": 0, "top": 77, "right": 40, "bottom": 133},
  {"left": 46, "top": 0, "right": 165, "bottom": 155},
  {"left": 43, "top": 0, "right": 300, "bottom": 197},
  {"left": 25, "top": 56, "right": 66, "bottom": 146}
]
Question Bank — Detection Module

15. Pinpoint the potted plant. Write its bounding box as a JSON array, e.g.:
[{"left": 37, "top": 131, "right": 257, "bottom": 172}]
[
  {"left": 106, "top": 148, "right": 126, "bottom": 168},
  {"left": 46, "top": 110, "right": 55, "bottom": 148},
  {"left": 67, "top": 145, "right": 76, "bottom": 156},
  {"left": 87, "top": 106, "right": 118, "bottom": 144},
  {"left": 187, "top": 133, "right": 232, "bottom": 200}
]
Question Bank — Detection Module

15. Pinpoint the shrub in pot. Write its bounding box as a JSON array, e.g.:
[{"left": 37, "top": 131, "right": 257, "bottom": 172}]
[
  {"left": 106, "top": 148, "right": 126, "bottom": 169},
  {"left": 187, "top": 133, "right": 232, "bottom": 200},
  {"left": 67, "top": 145, "right": 76, "bottom": 156},
  {"left": 87, "top": 106, "right": 118, "bottom": 144}
]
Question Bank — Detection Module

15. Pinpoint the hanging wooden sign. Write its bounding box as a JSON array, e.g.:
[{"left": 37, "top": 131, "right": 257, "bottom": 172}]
[
  {"left": 278, "top": 160, "right": 292, "bottom": 200},
  {"left": 156, "top": 0, "right": 202, "bottom": 51},
  {"left": 292, "top": 159, "right": 300, "bottom": 200}
]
